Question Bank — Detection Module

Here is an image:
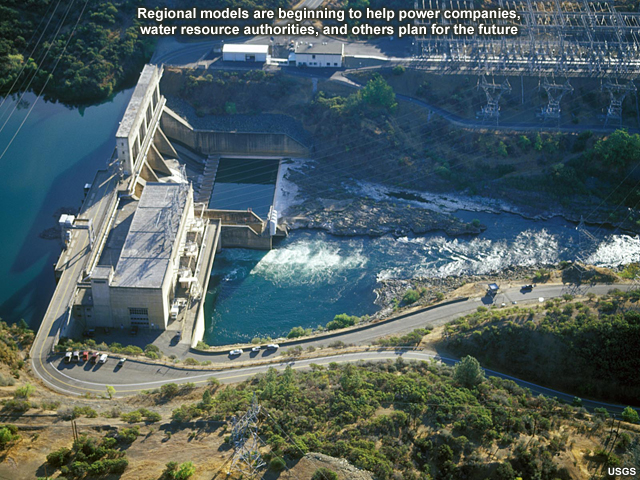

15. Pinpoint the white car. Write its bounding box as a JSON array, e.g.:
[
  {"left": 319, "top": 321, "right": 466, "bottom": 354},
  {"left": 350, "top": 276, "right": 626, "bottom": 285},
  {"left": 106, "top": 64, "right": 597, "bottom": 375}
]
[
  {"left": 229, "top": 349, "right": 243, "bottom": 356},
  {"left": 251, "top": 347, "right": 260, "bottom": 352},
  {"left": 64, "top": 351, "right": 73, "bottom": 363},
  {"left": 98, "top": 353, "right": 108, "bottom": 364},
  {"left": 266, "top": 344, "right": 279, "bottom": 350}
]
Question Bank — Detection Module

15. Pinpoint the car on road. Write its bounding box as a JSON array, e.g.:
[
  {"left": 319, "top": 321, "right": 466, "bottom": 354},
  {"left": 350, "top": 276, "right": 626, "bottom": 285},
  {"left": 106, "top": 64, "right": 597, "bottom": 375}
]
[
  {"left": 81, "top": 351, "right": 89, "bottom": 362},
  {"left": 229, "top": 349, "right": 243, "bottom": 356},
  {"left": 98, "top": 353, "right": 108, "bottom": 364},
  {"left": 64, "top": 352, "right": 73, "bottom": 363},
  {"left": 521, "top": 284, "right": 534, "bottom": 291},
  {"left": 251, "top": 347, "right": 260, "bottom": 353},
  {"left": 117, "top": 358, "right": 126, "bottom": 368},
  {"left": 72, "top": 351, "right": 80, "bottom": 362},
  {"left": 90, "top": 352, "right": 99, "bottom": 363},
  {"left": 266, "top": 344, "right": 279, "bottom": 350}
]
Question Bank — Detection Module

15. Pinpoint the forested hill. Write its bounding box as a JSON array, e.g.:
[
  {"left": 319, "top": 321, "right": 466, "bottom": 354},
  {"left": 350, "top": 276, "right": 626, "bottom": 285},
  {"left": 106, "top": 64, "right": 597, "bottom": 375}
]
[{"left": 0, "top": 0, "right": 156, "bottom": 105}]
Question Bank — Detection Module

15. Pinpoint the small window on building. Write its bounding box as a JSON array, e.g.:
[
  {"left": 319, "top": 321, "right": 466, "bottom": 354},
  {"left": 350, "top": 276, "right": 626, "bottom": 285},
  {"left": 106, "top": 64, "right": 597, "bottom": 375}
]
[
  {"left": 312, "top": 54, "right": 316, "bottom": 59},
  {"left": 153, "top": 88, "right": 160, "bottom": 108},
  {"left": 334, "top": 63, "right": 338, "bottom": 66},
  {"left": 146, "top": 104, "right": 152, "bottom": 125},
  {"left": 129, "top": 307, "right": 149, "bottom": 326},
  {"left": 139, "top": 124, "right": 146, "bottom": 144}
]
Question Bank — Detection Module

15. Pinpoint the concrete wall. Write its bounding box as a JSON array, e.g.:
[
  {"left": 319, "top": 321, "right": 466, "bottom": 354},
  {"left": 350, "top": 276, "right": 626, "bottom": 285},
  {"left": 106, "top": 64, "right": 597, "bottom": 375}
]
[
  {"left": 161, "top": 107, "right": 309, "bottom": 157},
  {"left": 108, "top": 287, "right": 167, "bottom": 330},
  {"left": 296, "top": 53, "right": 343, "bottom": 67},
  {"left": 199, "top": 209, "right": 264, "bottom": 225},
  {"left": 220, "top": 225, "right": 271, "bottom": 250}
]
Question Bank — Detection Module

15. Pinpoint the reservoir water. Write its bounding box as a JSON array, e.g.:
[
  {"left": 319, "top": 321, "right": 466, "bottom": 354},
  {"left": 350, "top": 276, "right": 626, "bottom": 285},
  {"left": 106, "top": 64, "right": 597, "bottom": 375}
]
[{"left": 0, "top": 90, "right": 133, "bottom": 327}]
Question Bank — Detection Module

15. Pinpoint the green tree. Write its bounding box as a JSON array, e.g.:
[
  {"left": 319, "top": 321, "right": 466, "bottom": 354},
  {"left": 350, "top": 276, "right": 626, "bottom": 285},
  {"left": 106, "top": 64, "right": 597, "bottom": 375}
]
[
  {"left": 453, "top": 356, "right": 485, "bottom": 389},
  {"left": 311, "top": 467, "right": 339, "bottom": 480},
  {"left": 621, "top": 406, "right": 639, "bottom": 424},
  {"left": 360, "top": 74, "right": 397, "bottom": 112},
  {"left": 594, "top": 129, "right": 640, "bottom": 170},
  {"left": 106, "top": 385, "right": 115, "bottom": 399}
]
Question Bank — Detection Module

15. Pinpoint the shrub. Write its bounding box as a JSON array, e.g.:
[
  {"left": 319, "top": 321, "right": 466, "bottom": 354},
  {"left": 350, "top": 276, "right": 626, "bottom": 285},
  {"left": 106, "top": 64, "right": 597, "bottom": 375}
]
[
  {"left": 164, "top": 460, "right": 196, "bottom": 480},
  {"left": 621, "top": 406, "right": 639, "bottom": 424},
  {"left": 161, "top": 383, "right": 179, "bottom": 397},
  {"left": 183, "top": 357, "right": 200, "bottom": 365},
  {"left": 311, "top": 467, "right": 338, "bottom": 480},
  {"left": 392, "top": 65, "right": 405, "bottom": 75},
  {"left": 120, "top": 410, "right": 143, "bottom": 423},
  {"left": 118, "top": 426, "right": 139, "bottom": 444},
  {"left": 3, "top": 399, "right": 30, "bottom": 413},
  {"left": 0, "top": 425, "right": 19, "bottom": 449},
  {"left": 270, "top": 456, "right": 286, "bottom": 471},
  {"left": 14, "top": 383, "right": 35, "bottom": 398},
  {"left": 402, "top": 289, "right": 420, "bottom": 304},
  {"left": 47, "top": 447, "right": 72, "bottom": 468},
  {"left": 326, "top": 314, "right": 358, "bottom": 331},
  {"left": 287, "top": 326, "right": 306, "bottom": 339}
]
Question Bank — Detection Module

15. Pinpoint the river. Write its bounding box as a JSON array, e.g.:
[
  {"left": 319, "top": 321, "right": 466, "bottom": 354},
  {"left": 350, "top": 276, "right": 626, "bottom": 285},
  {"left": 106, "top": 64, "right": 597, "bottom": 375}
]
[{"left": 203, "top": 191, "right": 640, "bottom": 346}]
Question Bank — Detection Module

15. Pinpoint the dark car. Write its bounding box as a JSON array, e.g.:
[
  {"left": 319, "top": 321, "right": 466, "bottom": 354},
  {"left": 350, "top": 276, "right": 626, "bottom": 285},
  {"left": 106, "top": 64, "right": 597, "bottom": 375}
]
[
  {"left": 521, "top": 284, "right": 534, "bottom": 291},
  {"left": 130, "top": 325, "right": 139, "bottom": 336},
  {"left": 90, "top": 352, "right": 99, "bottom": 363},
  {"left": 82, "top": 329, "right": 95, "bottom": 338}
]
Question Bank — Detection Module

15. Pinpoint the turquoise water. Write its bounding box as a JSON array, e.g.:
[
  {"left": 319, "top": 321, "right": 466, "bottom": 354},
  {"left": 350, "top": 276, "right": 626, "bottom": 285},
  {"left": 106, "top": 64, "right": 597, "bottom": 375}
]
[
  {"left": 204, "top": 210, "right": 640, "bottom": 345},
  {"left": 208, "top": 158, "right": 279, "bottom": 218},
  {"left": 0, "top": 90, "right": 133, "bottom": 327}
]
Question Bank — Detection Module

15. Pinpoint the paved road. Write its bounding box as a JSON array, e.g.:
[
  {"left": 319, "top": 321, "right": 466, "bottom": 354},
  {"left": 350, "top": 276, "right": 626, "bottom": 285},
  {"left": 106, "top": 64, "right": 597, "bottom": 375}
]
[
  {"left": 32, "top": 283, "right": 637, "bottom": 414},
  {"left": 42, "top": 349, "right": 634, "bottom": 414}
]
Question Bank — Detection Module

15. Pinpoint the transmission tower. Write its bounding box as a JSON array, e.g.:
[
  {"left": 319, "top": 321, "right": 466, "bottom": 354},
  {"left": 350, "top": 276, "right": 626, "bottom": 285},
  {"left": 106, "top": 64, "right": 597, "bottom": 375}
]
[
  {"left": 602, "top": 78, "right": 636, "bottom": 126},
  {"left": 476, "top": 75, "right": 511, "bottom": 124},
  {"left": 537, "top": 77, "right": 573, "bottom": 122},
  {"left": 227, "top": 395, "right": 266, "bottom": 478}
]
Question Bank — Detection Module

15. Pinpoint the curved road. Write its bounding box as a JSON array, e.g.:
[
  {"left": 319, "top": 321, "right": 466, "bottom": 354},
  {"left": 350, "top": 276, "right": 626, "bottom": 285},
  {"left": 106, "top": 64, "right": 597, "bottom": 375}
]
[{"left": 31, "top": 283, "right": 637, "bottom": 414}]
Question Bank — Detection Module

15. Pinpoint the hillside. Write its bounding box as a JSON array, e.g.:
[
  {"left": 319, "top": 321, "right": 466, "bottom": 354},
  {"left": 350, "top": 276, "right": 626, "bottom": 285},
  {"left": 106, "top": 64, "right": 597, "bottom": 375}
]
[
  {"left": 0, "top": 0, "right": 156, "bottom": 104},
  {"left": 435, "top": 288, "right": 640, "bottom": 406}
]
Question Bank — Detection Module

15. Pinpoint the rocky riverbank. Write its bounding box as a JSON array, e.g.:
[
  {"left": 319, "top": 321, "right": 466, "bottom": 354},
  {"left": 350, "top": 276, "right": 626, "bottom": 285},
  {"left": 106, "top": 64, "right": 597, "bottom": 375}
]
[
  {"left": 284, "top": 196, "right": 485, "bottom": 237},
  {"left": 374, "top": 265, "right": 552, "bottom": 315}
]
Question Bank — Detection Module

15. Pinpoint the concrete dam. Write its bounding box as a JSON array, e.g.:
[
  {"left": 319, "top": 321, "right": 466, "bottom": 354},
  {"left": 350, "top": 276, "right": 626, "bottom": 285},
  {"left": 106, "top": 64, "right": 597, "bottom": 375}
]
[{"left": 34, "top": 64, "right": 308, "bottom": 352}]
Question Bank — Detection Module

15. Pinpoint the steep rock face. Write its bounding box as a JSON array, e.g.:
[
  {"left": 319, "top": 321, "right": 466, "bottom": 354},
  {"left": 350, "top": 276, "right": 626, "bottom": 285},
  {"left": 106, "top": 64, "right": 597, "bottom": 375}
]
[
  {"left": 296, "top": 453, "right": 375, "bottom": 480},
  {"left": 287, "top": 198, "right": 484, "bottom": 237}
]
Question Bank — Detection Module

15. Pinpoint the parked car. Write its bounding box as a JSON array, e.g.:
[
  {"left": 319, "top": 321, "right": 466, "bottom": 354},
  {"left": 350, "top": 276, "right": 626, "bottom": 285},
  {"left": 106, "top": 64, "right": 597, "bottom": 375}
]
[
  {"left": 229, "top": 349, "right": 243, "bottom": 356},
  {"left": 266, "top": 344, "right": 279, "bottom": 350},
  {"left": 521, "top": 284, "right": 534, "bottom": 291},
  {"left": 81, "top": 351, "right": 89, "bottom": 362},
  {"left": 117, "top": 358, "right": 126, "bottom": 368},
  {"left": 72, "top": 351, "right": 80, "bottom": 362},
  {"left": 251, "top": 347, "right": 260, "bottom": 353},
  {"left": 98, "top": 353, "right": 108, "bottom": 364},
  {"left": 90, "top": 352, "right": 99, "bottom": 363},
  {"left": 82, "top": 329, "right": 95, "bottom": 338},
  {"left": 130, "top": 325, "right": 139, "bottom": 336},
  {"left": 64, "top": 352, "right": 73, "bottom": 363}
]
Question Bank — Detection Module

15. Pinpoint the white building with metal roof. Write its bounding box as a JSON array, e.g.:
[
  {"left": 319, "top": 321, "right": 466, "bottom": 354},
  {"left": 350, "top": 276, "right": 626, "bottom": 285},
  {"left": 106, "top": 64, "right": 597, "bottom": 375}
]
[
  {"left": 294, "top": 42, "right": 344, "bottom": 67},
  {"left": 222, "top": 44, "right": 270, "bottom": 63}
]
